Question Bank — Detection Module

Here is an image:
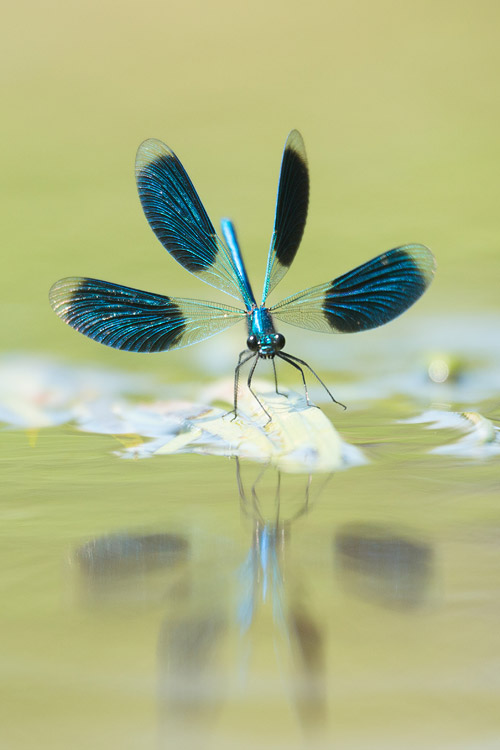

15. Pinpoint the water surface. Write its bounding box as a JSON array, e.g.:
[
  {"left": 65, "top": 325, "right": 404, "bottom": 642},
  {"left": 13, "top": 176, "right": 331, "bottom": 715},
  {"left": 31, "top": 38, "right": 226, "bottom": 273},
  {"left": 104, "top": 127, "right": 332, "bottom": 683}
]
[{"left": 2, "top": 316, "right": 500, "bottom": 749}]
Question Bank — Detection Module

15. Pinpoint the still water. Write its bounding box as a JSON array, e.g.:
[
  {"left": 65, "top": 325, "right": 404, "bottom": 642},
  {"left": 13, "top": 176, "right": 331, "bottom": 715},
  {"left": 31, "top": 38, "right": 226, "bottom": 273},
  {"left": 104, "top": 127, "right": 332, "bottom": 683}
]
[{"left": 1, "top": 315, "right": 500, "bottom": 749}]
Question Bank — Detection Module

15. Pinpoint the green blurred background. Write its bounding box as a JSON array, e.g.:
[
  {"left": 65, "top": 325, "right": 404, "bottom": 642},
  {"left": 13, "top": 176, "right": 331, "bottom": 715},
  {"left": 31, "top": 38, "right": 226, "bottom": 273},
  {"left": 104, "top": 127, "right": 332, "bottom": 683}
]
[
  {"left": 4, "top": 0, "right": 500, "bottom": 372},
  {"left": 3, "top": 4, "right": 500, "bottom": 747}
]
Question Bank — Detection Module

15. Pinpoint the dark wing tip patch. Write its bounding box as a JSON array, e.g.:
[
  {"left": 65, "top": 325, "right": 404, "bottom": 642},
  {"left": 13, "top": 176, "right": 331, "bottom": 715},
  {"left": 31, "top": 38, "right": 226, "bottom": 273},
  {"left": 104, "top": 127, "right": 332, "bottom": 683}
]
[
  {"left": 323, "top": 244, "right": 436, "bottom": 333},
  {"left": 135, "top": 139, "right": 218, "bottom": 274},
  {"left": 49, "top": 277, "right": 187, "bottom": 352},
  {"left": 273, "top": 130, "right": 310, "bottom": 269}
]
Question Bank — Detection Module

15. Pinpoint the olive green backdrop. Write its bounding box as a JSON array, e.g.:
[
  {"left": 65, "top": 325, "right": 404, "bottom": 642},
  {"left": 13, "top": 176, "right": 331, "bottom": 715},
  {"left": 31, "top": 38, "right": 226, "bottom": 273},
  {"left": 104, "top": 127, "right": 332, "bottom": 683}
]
[{"left": 3, "top": 0, "right": 500, "bottom": 373}]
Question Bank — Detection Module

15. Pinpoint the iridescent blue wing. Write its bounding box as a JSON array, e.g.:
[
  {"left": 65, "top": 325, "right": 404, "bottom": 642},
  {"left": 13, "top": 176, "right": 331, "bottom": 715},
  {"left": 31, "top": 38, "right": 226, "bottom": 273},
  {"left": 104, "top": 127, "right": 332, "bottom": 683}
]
[
  {"left": 261, "top": 130, "right": 309, "bottom": 304},
  {"left": 49, "top": 278, "right": 245, "bottom": 352},
  {"left": 136, "top": 139, "right": 254, "bottom": 307},
  {"left": 270, "top": 245, "right": 436, "bottom": 333}
]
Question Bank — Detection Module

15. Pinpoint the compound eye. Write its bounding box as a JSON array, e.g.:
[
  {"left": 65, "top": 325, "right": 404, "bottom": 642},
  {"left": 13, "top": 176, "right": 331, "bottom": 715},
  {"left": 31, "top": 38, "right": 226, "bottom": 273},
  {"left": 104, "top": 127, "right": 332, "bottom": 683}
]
[
  {"left": 247, "top": 335, "right": 259, "bottom": 351},
  {"left": 274, "top": 333, "right": 285, "bottom": 350}
]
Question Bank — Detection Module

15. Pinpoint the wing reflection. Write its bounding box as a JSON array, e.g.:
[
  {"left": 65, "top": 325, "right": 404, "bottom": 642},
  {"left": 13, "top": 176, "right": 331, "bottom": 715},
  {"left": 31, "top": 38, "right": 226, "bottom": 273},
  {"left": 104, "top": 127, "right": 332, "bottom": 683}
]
[
  {"left": 74, "top": 531, "right": 189, "bottom": 604},
  {"left": 157, "top": 614, "right": 227, "bottom": 742},
  {"left": 74, "top": 528, "right": 228, "bottom": 740},
  {"left": 76, "top": 533, "right": 189, "bottom": 578},
  {"left": 334, "top": 523, "right": 434, "bottom": 610}
]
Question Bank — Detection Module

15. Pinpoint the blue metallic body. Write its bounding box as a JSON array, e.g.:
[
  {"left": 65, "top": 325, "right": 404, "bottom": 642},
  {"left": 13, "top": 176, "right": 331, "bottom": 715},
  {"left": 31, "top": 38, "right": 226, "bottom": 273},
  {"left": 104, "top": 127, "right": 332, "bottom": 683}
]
[
  {"left": 220, "top": 218, "right": 256, "bottom": 310},
  {"left": 221, "top": 217, "right": 281, "bottom": 359}
]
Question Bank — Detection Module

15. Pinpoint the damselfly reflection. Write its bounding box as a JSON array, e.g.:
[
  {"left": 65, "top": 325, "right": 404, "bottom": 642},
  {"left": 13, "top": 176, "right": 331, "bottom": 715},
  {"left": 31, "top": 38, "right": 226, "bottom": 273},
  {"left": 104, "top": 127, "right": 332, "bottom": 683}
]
[
  {"left": 236, "top": 459, "right": 331, "bottom": 630},
  {"left": 236, "top": 459, "right": 329, "bottom": 730},
  {"left": 50, "top": 131, "right": 436, "bottom": 420}
]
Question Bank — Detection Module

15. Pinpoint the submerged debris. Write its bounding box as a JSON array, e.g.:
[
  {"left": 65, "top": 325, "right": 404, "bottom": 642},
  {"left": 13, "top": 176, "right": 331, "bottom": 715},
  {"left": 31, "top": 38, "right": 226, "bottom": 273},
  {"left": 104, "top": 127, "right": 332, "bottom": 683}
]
[
  {"left": 399, "top": 409, "right": 500, "bottom": 459},
  {"left": 115, "top": 380, "right": 366, "bottom": 473},
  {"left": 0, "top": 357, "right": 364, "bottom": 473}
]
